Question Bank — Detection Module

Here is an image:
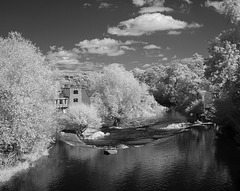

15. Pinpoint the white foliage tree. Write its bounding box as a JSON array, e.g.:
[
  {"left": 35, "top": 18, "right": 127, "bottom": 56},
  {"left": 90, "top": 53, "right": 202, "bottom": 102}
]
[
  {"left": 0, "top": 32, "right": 59, "bottom": 167},
  {"left": 222, "top": 0, "right": 240, "bottom": 24},
  {"left": 67, "top": 104, "right": 102, "bottom": 131},
  {"left": 90, "top": 64, "right": 163, "bottom": 126}
]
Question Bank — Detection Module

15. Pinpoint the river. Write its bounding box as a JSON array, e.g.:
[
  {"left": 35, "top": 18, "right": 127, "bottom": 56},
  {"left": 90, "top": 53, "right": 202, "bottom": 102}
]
[{"left": 1, "top": 112, "right": 240, "bottom": 191}]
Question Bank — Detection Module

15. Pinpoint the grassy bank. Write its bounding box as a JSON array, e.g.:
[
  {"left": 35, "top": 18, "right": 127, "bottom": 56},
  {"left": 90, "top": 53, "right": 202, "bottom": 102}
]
[{"left": 0, "top": 148, "right": 49, "bottom": 183}]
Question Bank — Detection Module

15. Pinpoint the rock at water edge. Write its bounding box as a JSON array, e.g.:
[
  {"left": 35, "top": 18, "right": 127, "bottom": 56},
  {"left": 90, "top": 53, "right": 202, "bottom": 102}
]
[{"left": 104, "top": 149, "right": 118, "bottom": 155}]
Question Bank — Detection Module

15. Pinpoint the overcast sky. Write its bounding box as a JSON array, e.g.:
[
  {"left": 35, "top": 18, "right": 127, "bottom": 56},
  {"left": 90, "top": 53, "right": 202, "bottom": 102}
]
[{"left": 0, "top": 0, "right": 235, "bottom": 72}]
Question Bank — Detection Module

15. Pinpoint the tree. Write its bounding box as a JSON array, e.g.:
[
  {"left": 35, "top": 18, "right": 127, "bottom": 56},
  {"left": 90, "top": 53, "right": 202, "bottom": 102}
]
[
  {"left": 205, "top": 28, "right": 240, "bottom": 132},
  {"left": 133, "top": 55, "right": 207, "bottom": 114},
  {"left": 61, "top": 104, "right": 102, "bottom": 137},
  {"left": 0, "top": 32, "right": 59, "bottom": 167},
  {"left": 90, "top": 64, "right": 163, "bottom": 126},
  {"left": 222, "top": 0, "right": 240, "bottom": 24},
  {"left": 205, "top": 28, "right": 240, "bottom": 95}
]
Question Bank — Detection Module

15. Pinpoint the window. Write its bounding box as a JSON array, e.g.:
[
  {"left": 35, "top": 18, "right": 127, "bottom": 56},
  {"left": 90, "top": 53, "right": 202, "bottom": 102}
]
[
  {"left": 73, "top": 98, "right": 78, "bottom": 102},
  {"left": 73, "top": 90, "right": 78, "bottom": 94},
  {"left": 60, "top": 100, "right": 63, "bottom": 104}
]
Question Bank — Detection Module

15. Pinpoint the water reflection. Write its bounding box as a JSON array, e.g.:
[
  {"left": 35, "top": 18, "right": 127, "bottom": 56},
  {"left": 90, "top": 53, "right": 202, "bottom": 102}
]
[{"left": 1, "top": 127, "right": 240, "bottom": 191}]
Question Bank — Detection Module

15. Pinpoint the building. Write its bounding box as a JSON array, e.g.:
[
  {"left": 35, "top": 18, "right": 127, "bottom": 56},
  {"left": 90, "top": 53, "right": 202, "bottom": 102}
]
[{"left": 56, "top": 84, "right": 90, "bottom": 113}]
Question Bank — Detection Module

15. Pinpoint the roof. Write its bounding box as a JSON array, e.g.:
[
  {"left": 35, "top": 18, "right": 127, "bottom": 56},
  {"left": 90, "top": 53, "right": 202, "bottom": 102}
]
[{"left": 59, "top": 92, "right": 69, "bottom": 98}]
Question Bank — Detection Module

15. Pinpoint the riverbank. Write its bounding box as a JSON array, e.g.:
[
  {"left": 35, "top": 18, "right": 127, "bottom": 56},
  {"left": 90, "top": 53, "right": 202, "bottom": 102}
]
[{"left": 0, "top": 149, "right": 50, "bottom": 183}]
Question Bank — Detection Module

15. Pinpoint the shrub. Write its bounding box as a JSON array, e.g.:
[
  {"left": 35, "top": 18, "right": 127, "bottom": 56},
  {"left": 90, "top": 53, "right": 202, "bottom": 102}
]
[
  {"left": 185, "top": 99, "right": 204, "bottom": 122},
  {"left": 66, "top": 104, "right": 102, "bottom": 131}
]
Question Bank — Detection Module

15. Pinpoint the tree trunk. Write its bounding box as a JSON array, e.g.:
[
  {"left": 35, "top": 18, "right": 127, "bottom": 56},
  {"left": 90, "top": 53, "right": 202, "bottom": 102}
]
[{"left": 113, "top": 117, "right": 121, "bottom": 127}]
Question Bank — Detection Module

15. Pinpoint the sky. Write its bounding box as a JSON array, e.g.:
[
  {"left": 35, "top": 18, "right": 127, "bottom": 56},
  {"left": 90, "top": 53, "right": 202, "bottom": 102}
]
[{"left": 0, "top": 0, "right": 235, "bottom": 72}]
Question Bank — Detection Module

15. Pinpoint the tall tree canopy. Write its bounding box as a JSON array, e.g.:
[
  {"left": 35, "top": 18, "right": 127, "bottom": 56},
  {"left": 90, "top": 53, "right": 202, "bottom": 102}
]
[
  {"left": 205, "top": 28, "right": 240, "bottom": 95},
  {"left": 0, "top": 32, "right": 59, "bottom": 166},
  {"left": 133, "top": 54, "right": 206, "bottom": 113},
  {"left": 89, "top": 64, "right": 163, "bottom": 126},
  {"left": 222, "top": 0, "right": 240, "bottom": 24},
  {"left": 205, "top": 28, "right": 240, "bottom": 130}
]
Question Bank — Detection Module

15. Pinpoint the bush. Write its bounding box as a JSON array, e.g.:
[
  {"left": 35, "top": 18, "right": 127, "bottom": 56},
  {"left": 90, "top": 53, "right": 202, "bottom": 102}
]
[
  {"left": 66, "top": 104, "right": 102, "bottom": 131},
  {"left": 185, "top": 99, "right": 204, "bottom": 122}
]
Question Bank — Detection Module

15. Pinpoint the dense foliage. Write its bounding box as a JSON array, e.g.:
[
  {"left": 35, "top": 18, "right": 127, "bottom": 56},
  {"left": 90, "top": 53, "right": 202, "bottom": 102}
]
[
  {"left": 205, "top": 28, "right": 240, "bottom": 94},
  {"left": 205, "top": 28, "right": 240, "bottom": 132},
  {"left": 133, "top": 54, "right": 207, "bottom": 117},
  {"left": 0, "top": 32, "right": 59, "bottom": 168},
  {"left": 222, "top": 0, "right": 240, "bottom": 24},
  {"left": 62, "top": 104, "right": 102, "bottom": 132},
  {"left": 88, "top": 64, "right": 165, "bottom": 126}
]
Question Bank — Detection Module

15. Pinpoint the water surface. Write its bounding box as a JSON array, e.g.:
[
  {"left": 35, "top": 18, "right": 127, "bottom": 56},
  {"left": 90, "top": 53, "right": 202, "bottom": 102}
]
[{"left": 1, "top": 113, "right": 240, "bottom": 191}]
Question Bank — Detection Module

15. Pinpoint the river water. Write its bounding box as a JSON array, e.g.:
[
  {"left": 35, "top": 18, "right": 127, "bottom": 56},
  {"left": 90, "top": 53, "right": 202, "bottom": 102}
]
[{"left": 1, "top": 112, "right": 240, "bottom": 191}]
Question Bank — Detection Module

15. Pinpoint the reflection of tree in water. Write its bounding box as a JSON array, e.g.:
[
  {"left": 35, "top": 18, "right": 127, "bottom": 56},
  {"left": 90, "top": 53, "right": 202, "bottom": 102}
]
[
  {"left": 175, "top": 127, "right": 234, "bottom": 190},
  {"left": 214, "top": 137, "right": 240, "bottom": 190},
  {"left": 176, "top": 127, "right": 216, "bottom": 163}
]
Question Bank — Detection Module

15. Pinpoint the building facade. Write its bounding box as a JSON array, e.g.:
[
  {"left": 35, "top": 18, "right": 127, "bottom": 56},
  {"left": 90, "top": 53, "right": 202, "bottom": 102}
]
[{"left": 56, "top": 84, "right": 90, "bottom": 113}]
